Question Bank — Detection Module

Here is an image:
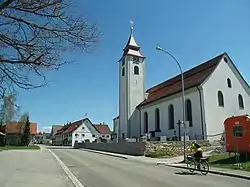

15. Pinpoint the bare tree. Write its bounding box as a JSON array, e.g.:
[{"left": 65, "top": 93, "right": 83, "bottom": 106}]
[
  {"left": 0, "top": 93, "right": 19, "bottom": 123},
  {"left": 19, "top": 111, "right": 29, "bottom": 122},
  {"left": 0, "top": 0, "right": 99, "bottom": 97}
]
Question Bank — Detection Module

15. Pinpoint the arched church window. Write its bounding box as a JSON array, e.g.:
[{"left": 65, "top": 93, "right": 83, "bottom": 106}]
[
  {"left": 185, "top": 99, "right": 193, "bottom": 127},
  {"left": 144, "top": 112, "right": 148, "bottom": 133},
  {"left": 122, "top": 67, "right": 125, "bottom": 76},
  {"left": 238, "top": 94, "right": 244, "bottom": 109},
  {"left": 168, "top": 104, "right": 174, "bottom": 129},
  {"left": 155, "top": 108, "right": 160, "bottom": 131},
  {"left": 218, "top": 91, "right": 224, "bottom": 107},
  {"left": 227, "top": 78, "right": 232, "bottom": 88},
  {"left": 134, "top": 66, "right": 139, "bottom": 75}
]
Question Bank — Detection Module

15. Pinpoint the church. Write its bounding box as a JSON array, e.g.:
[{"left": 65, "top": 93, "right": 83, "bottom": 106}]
[{"left": 113, "top": 25, "right": 250, "bottom": 141}]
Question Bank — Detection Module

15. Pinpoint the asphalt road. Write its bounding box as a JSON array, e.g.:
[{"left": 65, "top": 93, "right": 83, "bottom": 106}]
[
  {"left": 0, "top": 148, "right": 74, "bottom": 187},
  {"left": 50, "top": 148, "right": 250, "bottom": 187}
]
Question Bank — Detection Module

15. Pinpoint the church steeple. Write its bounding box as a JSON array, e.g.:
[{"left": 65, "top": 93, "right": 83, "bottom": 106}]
[
  {"left": 118, "top": 20, "right": 146, "bottom": 139},
  {"left": 120, "top": 20, "right": 144, "bottom": 60}
]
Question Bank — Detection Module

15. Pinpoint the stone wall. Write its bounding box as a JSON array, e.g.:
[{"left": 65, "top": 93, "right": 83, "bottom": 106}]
[
  {"left": 75, "top": 140, "right": 210, "bottom": 157},
  {"left": 145, "top": 140, "right": 211, "bottom": 156},
  {"left": 75, "top": 141, "right": 146, "bottom": 156}
]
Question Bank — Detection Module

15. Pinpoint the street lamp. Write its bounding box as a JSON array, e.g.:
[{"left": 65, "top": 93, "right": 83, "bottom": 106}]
[
  {"left": 116, "top": 61, "right": 120, "bottom": 143},
  {"left": 156, "top": 46, "right": 187, "bottom": 161}
]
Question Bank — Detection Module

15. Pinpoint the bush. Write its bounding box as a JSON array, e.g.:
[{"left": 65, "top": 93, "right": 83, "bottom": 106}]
[{"left": 145, "top": 150, "right": 173, "bottom": 158}]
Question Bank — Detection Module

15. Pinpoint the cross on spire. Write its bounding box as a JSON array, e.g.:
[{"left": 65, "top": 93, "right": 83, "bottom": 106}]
[{"left": 129, "top": 20, "right": 134, "bottom": 35}]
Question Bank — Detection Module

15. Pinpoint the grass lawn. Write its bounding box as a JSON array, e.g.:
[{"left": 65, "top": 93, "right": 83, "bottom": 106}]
[
  {"left": 209, "top": 153, "right": 250, "bottom": 172},
  {"left": 0, "top": 145, "right": 40, "bottom": 151}
]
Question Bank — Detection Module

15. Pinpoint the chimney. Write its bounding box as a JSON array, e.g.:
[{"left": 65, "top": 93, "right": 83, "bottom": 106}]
[{"left": 145, "top": 92, "right": 149, "bottom": 99}]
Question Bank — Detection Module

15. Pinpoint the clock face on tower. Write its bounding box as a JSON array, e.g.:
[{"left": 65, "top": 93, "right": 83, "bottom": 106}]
[{"left": 133, "top": 56, "right": 139, "bottom": 63}]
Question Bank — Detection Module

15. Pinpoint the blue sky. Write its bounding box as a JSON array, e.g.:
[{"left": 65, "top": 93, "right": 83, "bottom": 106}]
[{"left": 17, "top": 0, "right": 250, "bottom": 132}]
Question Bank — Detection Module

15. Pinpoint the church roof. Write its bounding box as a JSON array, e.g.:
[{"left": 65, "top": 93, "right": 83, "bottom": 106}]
[
  {"left": 125, "top": 35, "right": 139, "bottom": 48},
  {"left": 138, "top": 52, "right": 226, "bottom": 107},
  {"left": 120, "top": 34, "right": 144, "bottom": 60}
]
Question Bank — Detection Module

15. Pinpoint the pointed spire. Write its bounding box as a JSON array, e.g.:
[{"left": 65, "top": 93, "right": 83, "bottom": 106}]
[
  {"left": 118, "top": 21, "right": 145, "bottom": 61},
  {"left": 125, "top": 20, "right": 139, "bottom": 48}
]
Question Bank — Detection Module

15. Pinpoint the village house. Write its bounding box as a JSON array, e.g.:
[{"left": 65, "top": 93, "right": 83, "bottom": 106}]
[
  {"left": 114, "top": 27, "right": 250, "bottom": 141},
  {"left": 50, "top": 125, "right": 63, "bottom": 137},
  {"left": 2, "top": 122, "right": 37, "bottom": 145},
  {"left": 93, "top": 123, "right": 112, "bottom": 142},
  {"left": 52, "top": 118, "right": 111, "bottom": 147}
]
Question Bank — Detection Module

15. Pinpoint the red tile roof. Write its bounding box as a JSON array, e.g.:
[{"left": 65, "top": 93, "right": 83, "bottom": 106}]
[
  {"left": 54, "top": 124, "right": 70, "bottom": 136},
  {"left": 93, "top": 124, "right": 111, "bottom": 134},
  {"left": 138, "top": 53, "right": 225, "bottom": 107},
  {"left": 3, "top": 122, "right": 37, "bottom": 135},
  {"left": 51, "top": 125, "right": 63, "bottom": 137},
  {"left": 62, "top": 119, "right": 84, "bottom": 134}
]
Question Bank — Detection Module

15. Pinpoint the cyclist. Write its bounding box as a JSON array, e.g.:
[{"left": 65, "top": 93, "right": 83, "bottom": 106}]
[{"left": 190, "top": 141, "right": 203, "bottom": 170}]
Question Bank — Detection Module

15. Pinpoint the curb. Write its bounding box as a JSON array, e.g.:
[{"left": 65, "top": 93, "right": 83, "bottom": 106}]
[
  {"left": 48, "top": 149, "right": 85, "bottom": 187},
  {"left": 80, "top": 149, "right": 128, "bottom": 159},
  {"left": 163, "top": 163, "right": 250, "bottom": 180}
]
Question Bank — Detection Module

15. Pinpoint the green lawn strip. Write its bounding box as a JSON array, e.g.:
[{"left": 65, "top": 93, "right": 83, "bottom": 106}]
[
  {"left": 208, "top": 153, "right": 250, "bottom": 172},
  {"left": 0, "top": 145, "right": 40, "bottom": 150}
]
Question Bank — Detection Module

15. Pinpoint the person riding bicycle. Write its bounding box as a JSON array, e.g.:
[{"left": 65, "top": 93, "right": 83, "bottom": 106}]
[{"left": 190, "top": 141, "right": 203, "bottom": 169}]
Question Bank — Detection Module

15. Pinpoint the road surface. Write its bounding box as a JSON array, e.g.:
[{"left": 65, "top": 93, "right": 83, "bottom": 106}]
[
  {"left": 0, "top": 148, "right": 74, "bottom": 187},
  {"left": 50, "top": 147, "right": 250, "bottom": 187}
]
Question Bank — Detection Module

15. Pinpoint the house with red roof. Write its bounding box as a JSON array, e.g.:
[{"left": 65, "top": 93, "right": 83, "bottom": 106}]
[
  {"left": 93, "top": 123, "right": 111, "bottom": 141},
  {"left": 52, "top": 118, "right": 111, "bottom": 146},
  {"left": 2, "top": 122, "right": 37, "bottom": 145},
  {"left": 114, "top": 26, "right": 250, "bottom": 141}
]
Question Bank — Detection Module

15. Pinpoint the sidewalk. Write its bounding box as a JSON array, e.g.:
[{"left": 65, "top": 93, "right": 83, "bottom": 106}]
[
  {"left": 81, "top": 148, "right": 250, "bottom": 180},
  {"left": 0, "top": 146, "right": 74, "bottom": 187},
  {"left": 166, "top": 163, "right": 250, "bottom": 180}
]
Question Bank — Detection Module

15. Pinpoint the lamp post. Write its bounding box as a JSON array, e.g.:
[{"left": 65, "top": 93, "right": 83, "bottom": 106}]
[
  {"left": 156, "top": 46, "right": 187, "bottom": 161},
  {"left": 116, "top": 61, "right": 120, "bottom": 143}
]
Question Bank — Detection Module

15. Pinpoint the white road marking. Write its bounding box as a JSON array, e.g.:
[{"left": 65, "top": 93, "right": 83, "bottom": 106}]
[{"left": 48, "top": 149, "right": 85, "bottom": 187}]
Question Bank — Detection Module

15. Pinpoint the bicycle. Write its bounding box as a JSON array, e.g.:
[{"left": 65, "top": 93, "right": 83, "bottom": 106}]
[{"left": 186, "top": 155, "right": 210, "bottom": 175}]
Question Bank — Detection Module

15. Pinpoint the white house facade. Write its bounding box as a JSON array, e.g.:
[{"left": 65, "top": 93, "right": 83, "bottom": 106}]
[
  {"left": 54, "top": 118, "right": 101, "bottom": 146},
  {"left": 113, "top": 26, "right": 250, "bottom": 141},
  {"left": 70, "top": 119, "right": 101, "bottom": 145}
]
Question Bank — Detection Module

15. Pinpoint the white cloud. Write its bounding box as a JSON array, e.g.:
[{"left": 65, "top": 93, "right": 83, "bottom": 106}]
[{"left": 38, "top": 126, "right": 52, "bottom": 133}]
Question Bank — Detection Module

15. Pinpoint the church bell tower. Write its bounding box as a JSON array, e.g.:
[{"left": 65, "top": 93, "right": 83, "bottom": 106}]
[{"left": 118, "top": 21, "right": 146, "bottom": 139}]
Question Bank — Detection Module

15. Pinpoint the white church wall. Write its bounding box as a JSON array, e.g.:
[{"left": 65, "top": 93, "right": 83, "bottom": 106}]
[
  {"left": 129, "top": 108, "right": 141, "bottom": 138},
  {"left": 139, "top": 87, "right": 204, "bottom": 140},
  {"left": 119, "top": 58, "right": 127, "bottom": 139},
  {"left": 113, "top": 118, "right": 119, "bottom": 136},
  {"left": 202, "top": 55, "right": 250, "bottom": 141},
  {"left": 128, "top": 56, "right": 146, "bottom": 116}
]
